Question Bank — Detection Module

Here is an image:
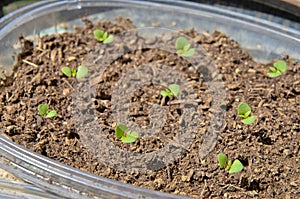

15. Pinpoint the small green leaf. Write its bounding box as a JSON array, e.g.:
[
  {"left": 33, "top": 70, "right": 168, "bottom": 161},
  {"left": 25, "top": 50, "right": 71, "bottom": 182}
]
[
  {"left": 269, "top": 66, "right": 277, "bottom": 73},
  {"left": 61, "top": 67, "right": 72, "bottom": 77},
  {"left": 268, "top": 60, "right": 287, "bottom": 78},
  {"left": 241, "top": 116, "right": 255, "bottom": 125},
  {"left": 176, "top": 37, "right": 194, "bottom": 57},
  {"left": 238, "top": 102, "right": 251, "bottom": 116},
  {"left": 38, "top": 104, "right": 49, "bottom": 116},
  {"left": 115, "top": 123, "right": 128, "bottom": 139},
  {"left": 161, "top": 90, "right": 169, "bottom": 97},
  {"left": 103, "top": 32, "right": 108, "bottom": 40},
  {"left": 176, "top": 49, "right": 184, "bottom": 55},
  {"left": 244, "top": 110, "right": 251, "bottom": 118},
  {"left": 226, "top": 160, "right": 232, "bottom": 170},
  {"left": 76, "top": 65, "right": 88, "bottom": 79},
  {"left": 94, "top": 29, "right": 113, "bottom": 44},
  {"left": 94, "top": 29, "right": 105, "bottom": 41},
  {"left": 267, "top": 71, "right": 281, "bottom": 78},
  {"left": 104, "top": 34, "right": 114, "bottom": 44},
  {"left": 238, "top": 103, "right": 255, "bottom": 124},
  {"left": 46, "top": 110, "right": 57, "bottom": 118},
  {"left": 129, "top": 131, "right": 139, "bottom": 139},
  {"left": 217, "top": 153, "right": 227, "bottom": 168},
  {"left": 274, "top": 60, "right": 286, "bottom": 74},
  {"left": 183, "top": 43, "right": 191, "bottom": 51},
  {"left": 176, "top": 36, "right": 189, "bottom": 50},
  {"left": 121, "top": 135, "right": 134, "bottom": 143},
  {"left": 121, "top": 131, "right": 139, "bottom": 143},
  {"left": 168, "top": 84, "right": 180, "bottom": 97},
  {"left": 71, "top": 67, "right": 77, "bottom": 77},
  {"left": 238, "top": 114, "right": 246, "bottom": 119},
  {"left": 161, "top": 89, "right": 173, "bottom": 97},
  {"left": 181, "top": 48, "right": 195, "bottom": 57},
  {"left": 228, "top": 159, "right": 243, "bottom": 174}
]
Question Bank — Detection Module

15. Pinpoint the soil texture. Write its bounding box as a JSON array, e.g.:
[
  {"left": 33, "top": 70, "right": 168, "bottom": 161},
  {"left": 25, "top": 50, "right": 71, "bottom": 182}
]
[{"left": 0, "top": 17, "right": 299, "bottom": 198}]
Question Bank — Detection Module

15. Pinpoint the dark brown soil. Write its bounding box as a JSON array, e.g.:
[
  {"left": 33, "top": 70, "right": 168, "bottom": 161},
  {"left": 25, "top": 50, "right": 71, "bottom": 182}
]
[{"left": 0, "top": 17, "right": 299, "bottom": 198}]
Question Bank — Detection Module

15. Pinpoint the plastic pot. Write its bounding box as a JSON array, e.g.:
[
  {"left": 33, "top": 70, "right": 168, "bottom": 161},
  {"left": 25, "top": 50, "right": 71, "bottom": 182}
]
[{"left": 0, "top": 0, "right": 299, "bottom": 198}]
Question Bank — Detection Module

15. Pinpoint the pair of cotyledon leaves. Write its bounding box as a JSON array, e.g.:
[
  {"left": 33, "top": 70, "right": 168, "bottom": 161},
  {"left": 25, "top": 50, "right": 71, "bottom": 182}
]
[
  {"left": 267, "top": 60, "right": 287, "bottom": 78},
  {"left": 115, "top": 124, "right": 139, "bottom": 143},
  {"left": 38, "top": 104, "right": 57, "bottom": 118},
  {"left": 61, "top": 65, "right": 88, "bottom": 79},
  {"left": 93, "top": 29, "right": 114, "bottom": 44},
  {"left": 175, "top": 36, "right": 195, "bottom": 57},
  {"left": 160, "top": 84, "right": 180, "bottom": 98},
  {"left": 218, "top": 153, "right": 243, "bottom": 174},
  {"left": 238, "top": 102, "right": 255, "bottom": 125},
  {"left": 94, "top": 31, "right": 193, "bottom": 57}
]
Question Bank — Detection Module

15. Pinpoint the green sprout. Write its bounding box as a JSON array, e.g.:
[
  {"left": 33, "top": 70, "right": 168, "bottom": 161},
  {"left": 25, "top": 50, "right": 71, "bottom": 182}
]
[
  {"left": 175, "top": 36, "right": 195, "bottom": 57},
  {"left": 161, "top": 84, "right": 180, "bottom": 99},
  {"left": 38, "top": 104, "right": 57, "bottom": 118},
  {"left": 238, "top": 102, "right": 255, "bottom": 125},
  {"left": 93, "top": 29, "right": 114, "bottom": 44},
  {"left": 61, "top": 65, "right": 88, "bottom": 79},
  {"left": 115, "top": 123, "right": 139, "bottom": 143},
  {"left": 218, "top": 153, "right": 243, "bottom": 174},
  {"left": 267, "top": 60, "right": 287, "bottom": 94},
  {"left": 267, "top": 60, "right": 287, "bottom": 78}
]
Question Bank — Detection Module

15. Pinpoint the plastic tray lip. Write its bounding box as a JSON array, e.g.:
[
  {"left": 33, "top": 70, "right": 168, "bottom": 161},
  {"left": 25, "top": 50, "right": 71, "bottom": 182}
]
[
  {"left": 0, "top": 136, "right": 189, "bottom": 199},
  {"left": 0, "top": 0, "right": 299, "bottom": 41},
  {"left": 0, "top": 178, "right": 59, "bottom": 199},
  {"left": 0, "top": 0, "right": 299, "bottom": 198},
  {"left": 0, "top": 136, "right": 132, "bottom": 188},
  {"left": 0, "top": 0, "right": 58, "bottom": 28},
  {"left": 168, "top": 0, "right": 300, "bottom": 40}
]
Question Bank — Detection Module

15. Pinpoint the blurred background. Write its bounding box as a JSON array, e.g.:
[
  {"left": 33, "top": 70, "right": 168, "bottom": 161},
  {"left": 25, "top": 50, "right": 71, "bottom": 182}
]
[{"left": 1, "top": 0, "right": 300, "bottom": 31}]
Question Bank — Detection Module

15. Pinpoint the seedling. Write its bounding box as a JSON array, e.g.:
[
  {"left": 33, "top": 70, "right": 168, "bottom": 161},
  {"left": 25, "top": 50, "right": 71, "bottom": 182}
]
[
  {"left": 161, "top": 84, "right": 180, "bottom": 99},
  {"left": 115, "top": 123, "right": 139, "bottom": 159},
  {"left": 93, "top": 29, "right": 114, "bottom": 44},
  {"left": 115, "top": 123, "right": 139, "bottom": 143},
  {"left": 218, "top": 153, "right": 243, "bottom": 174},
  {"left": 238, "top": 102, "right": 255, "bottom": 125},
  {"left": 61, "top": 65, "right": 88, "bottom": 79},
  {"left": 38, "top": 104, "right": 57, "bottom": 118},
  {"left": 267, "top": 60, "right": 287, "bottom": 94},
  {"left": 175, "top": 36, "right": 195, "bottom": 57}
]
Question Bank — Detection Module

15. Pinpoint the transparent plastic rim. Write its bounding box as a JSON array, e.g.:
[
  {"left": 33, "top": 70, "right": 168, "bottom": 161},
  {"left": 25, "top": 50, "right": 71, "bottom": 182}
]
[
  {"left": 0, "top": 0, "right": 299, "bottom": 40},
  {"left": 0, "top": 178, "right": 59, "bottom": 199},
  {"left": 0, "top": 0, "right": 299, "bottom": 198}
]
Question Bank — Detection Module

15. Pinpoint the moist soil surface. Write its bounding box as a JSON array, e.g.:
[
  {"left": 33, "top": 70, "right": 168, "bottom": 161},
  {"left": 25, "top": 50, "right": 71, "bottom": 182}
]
[{"left": 0, "top": 17, "right": 299, "bottom": 198}]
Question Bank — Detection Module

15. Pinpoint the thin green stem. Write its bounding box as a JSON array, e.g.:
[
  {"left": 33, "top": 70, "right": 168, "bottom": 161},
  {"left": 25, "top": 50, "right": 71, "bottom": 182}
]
[{"left": 273, "top": 78, "right": 276, "bottom": 95}]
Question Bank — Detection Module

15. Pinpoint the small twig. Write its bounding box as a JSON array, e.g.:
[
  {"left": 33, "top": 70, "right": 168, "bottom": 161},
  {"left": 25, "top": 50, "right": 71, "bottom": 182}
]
[
  {"left": 257, "top": 99, "right": 265, "bottom": 107},
  {"left": 166, "top": 166, "right": 172, "bottom": 180},
  {"left": 161, "top": 96, "right": 166, "bottom": 106},
  {"left": 37, "top": 49, "right": 49, "bottom": 59},
  {"left": 220, "top": 183, "right": 243, "bottom": 190},
  {"left": 62, "top": 78, "right": 73, "bottom": 89},
  {"left": 22, "top": 59, "right": 38, "bottom": 68},
  {"left": 49, "top": 122, "right": 56, "bottom": 129},
  {"left": 95, "top": 123, "right": 114, "bottom": 131},
  {"left": 167, "top": 112, "right": 176, "bottom": 120},
  {"left": 35, "top": 47, "right": 44, "bottom": 52},
  {"left": 93, "top": 54, "right": 103, "bottom": 64}
]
